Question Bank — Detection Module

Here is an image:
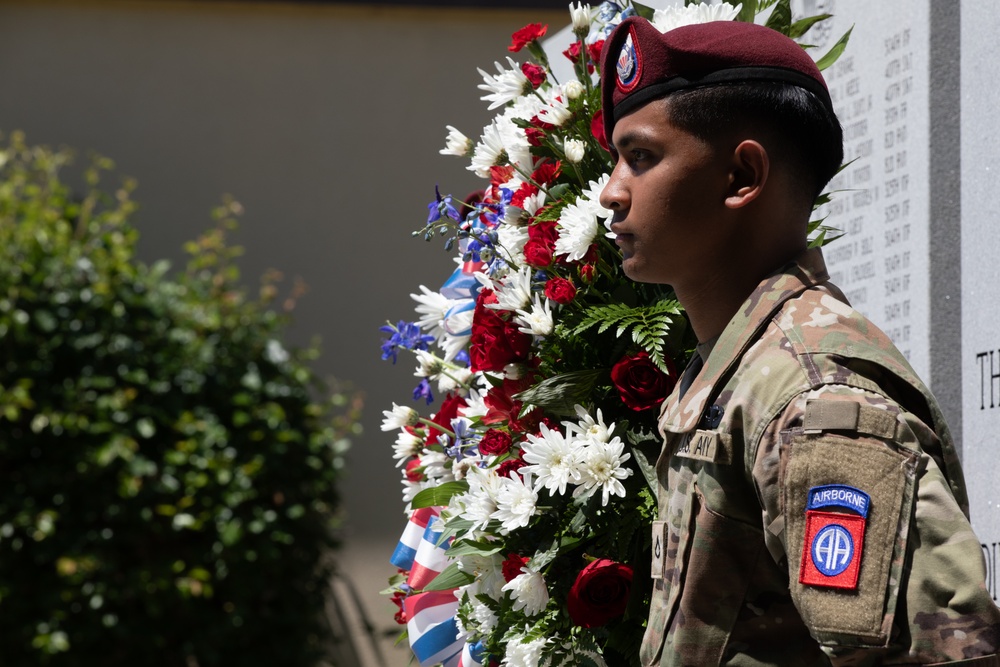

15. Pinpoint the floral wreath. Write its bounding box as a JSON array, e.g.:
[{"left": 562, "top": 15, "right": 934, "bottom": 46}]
[{"left": 379, "top": 2, "right": 848, "bottom": 666}]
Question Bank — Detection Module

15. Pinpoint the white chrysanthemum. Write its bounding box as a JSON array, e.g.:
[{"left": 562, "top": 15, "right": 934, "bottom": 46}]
[
  {"left": 469, "top": 117, "right": 532, "bottom": 178},
  {"left": 392, "top": 430, "right": 424, "bottom": 466},
  {"left": 491, "top": 472, "right": 538, "bottom": 533},
  {"left": 401, "top": 477, "right": 424, "bottom": 503},
  {"left": 538, "top": 96, "right": 572, "bottom": 128},
  {"left": 503, "top": 633, "right": 548, "bottom": 667},
  {"left": 478, "top": 57, "right": 532, "bottom": 110},
  {"left": 461, "top": 467, "right": 505, "bottom": 531},
  {"left": 496, "top": 221, "right": 530, "bottom": 265},
  {"left": 439, "top": 331, "right": 471, "bottom": 362},
  {"left": 554, "top": 199, "right": 598, "bottom": 261},
  {"left": 567, "top": 405, "right": 613, "bottom": 444},
  {"left": 581, "top": 173, "right": 613, "bottom": 220},
  {"left": 651, "top": 1, "right": 741, "bottom": 33},
  {"left": 555, "top": 174, "right": 612, "bottom": 261},
  {"left": 381, "top": 403, "right": 419, "bottom": 431},
  {"left": 570, "top": 2, "right": 592, "bottom": 35},
  {"left": 458, "top": 553, "right": 506, "bottom": 600},
  {"left": 575, "top": 437, "right": 633, "bottom": 506},
  {"left": 521, "top": 423, "right": 581, "bottom": 495},
  {"left": 461, "top": 386, "right": 490, "bottom": 421},
  {"left": 564, "top": 138, "right": 586, "bottom": 163},
  {"left": 491, "top": 265, "right": 533, "bottom": 312},
  {"left": 440, "top": 125, "right": 473, "bottom": 157},
  {"left": 436, "top": 365, "right": 474, "bottom": 394},
  {"left": 564, "top": 79, "right": 585, "bottom": 100},
  {"left": 452, "top": 453, "right": 484, "bottom": 481},
  {"left": 515, "top": 295, "right": 554, "bottom": 336},
  {"left": 413, "top": 349, "right": 441, "bottom": 379},
  {"left": 507, "top": 94, "right": 547, "bottom": 124},
  {"left": 411, "top": 285, "right": 454, "bottom": 342},
  {"left": 420, "top": 450, "right": 455, "bottom": 483},
  {"left": 470, "top": 595, "right": 499, "bottom": 631},
  {"left": 502, "top": 565, "right": 549, "bottom": 616}
]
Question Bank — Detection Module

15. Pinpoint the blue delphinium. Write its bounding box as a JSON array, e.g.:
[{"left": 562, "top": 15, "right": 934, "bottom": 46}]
[
  {"left": 413, "top": 378, "right": 434, "bottom": 405},
  {"left": 379, "top": 320, "right": 434, "bottom": 364}
]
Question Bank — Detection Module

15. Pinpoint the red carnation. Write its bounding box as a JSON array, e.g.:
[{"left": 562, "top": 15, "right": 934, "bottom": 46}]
[
  {"left": 478, "top": 429, "right": 513, "bottom": 457},
  {"left": 404, "top": 458, "right": 424, "bottom": 483},
  {"left": 469, "top": 290, "right": 532, "bottom": 373},
  {"left": 521, "top": 62, "right": 547, "bottom": 89},
  {"left": 567, "top": 559, "right": 634, "bottom": 628},
  {"left": 483, "top": 378, "right": 541, "bottom": 434},
  {"left": 390, "top": 589, "right": 408, "bottom": 624},
  {"left": 531, "top": 160, "right": 562, "bottom": 186},
  {"left": 588, "top": 39, "right": 606, "bottom": 69},
  {"left": 563, "top": 41, "right": 582, "bottom": 62},
  {"left": 591, "top": 109, "right": 609, "bottom": 153},
  {"left": 509, "top": 23, "right": 548, "bottom": 52},
  {"left": 511, "top": 182, "right": 540, "bottom": 209},
  {"left": 610, "top": 351, "right": 676, "bottom": 411},
  {"left": 496, "top": 456, "right": 527, "bottom": 478},
  {"left": 525, "top": 127, "right": 547, "bottom": 147},
  {"left": 545, "top": 277, "right": 578, "bottom": 304},
  {"left": 502, "top": 553, "right": 529, "bottom": 582}
]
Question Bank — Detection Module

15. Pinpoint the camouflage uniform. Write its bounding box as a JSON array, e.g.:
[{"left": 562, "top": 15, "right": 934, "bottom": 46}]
[{"left": 643, "top": 248, "right": 1000, "bottom": 666}]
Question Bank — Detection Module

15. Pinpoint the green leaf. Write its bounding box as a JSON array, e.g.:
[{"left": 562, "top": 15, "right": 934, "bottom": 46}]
[
  {"left": 737, "top": 0, "right": 758, "bottom": 23},
  {"left": 788, "top": 13, "right": 832, "bottom": 39},
  {"left": 631, "top": 2, "right": 655, "bottom": 19},
  {"left": 764, "top": 0, "right": 792, "bottom": 35},
  {"left": 410, "top": 480, "right": 469, "bottom": 509},
  {"left": 446, "top": 538, "right": 503, "bottom": 558},
  {"left": 631, "top": 442, "right": 660, "bottom": 494},
  {"left": 815, "top": 26, "right": 853, "bottom": 72},
  {"left": 513, "top": 369, "right": 605, "bottom": 417},
  {"left": 423, "top": 562, "right": 474, "bottom": 591}
]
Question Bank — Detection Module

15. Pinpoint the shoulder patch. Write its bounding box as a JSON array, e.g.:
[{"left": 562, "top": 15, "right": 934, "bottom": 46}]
[{"left": 800, "top": 484, "right": 870, "bottom": 590}]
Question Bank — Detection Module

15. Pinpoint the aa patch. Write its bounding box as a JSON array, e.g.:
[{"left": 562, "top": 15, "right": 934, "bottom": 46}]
[
  {"left": 616, "top": 27, "right": 642, "bottom": 93},
  {"left": 799, "top": 484, "right": 869, "bottom": 590}
]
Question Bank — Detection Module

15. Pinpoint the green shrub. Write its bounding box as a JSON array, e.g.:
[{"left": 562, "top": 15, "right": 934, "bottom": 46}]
[{"left": 0, "top": 132, "right": 357, "bottom": 666}]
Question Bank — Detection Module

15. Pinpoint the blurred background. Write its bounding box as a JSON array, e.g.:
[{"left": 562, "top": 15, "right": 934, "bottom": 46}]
[{"left": 0, "top": 0, "right": 569, "bottom": 664}]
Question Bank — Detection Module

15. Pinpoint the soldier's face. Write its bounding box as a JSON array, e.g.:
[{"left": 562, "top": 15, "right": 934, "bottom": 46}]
[{"left": 600, "top": 98, "right": 730, "bottom": 286}]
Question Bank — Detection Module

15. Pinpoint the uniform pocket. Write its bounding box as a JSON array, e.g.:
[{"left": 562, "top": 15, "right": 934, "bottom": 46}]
[{"left": 642, "top": 483, "right": 764, "bottom": 666}]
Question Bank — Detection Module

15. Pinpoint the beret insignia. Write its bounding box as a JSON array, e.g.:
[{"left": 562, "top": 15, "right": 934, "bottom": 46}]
[{"left": 616, "top": 27, "right": 642, "bottom": 94}]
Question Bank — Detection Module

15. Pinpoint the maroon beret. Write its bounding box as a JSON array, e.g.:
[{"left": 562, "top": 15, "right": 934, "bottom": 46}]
[{"left": 600, "top": 17, "right": 833, "bottom": 149}]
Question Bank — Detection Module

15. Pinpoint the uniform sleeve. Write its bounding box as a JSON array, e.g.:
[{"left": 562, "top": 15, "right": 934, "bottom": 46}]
[{"left": 751, "top": 386, "right": 1000, "bottom": 666}]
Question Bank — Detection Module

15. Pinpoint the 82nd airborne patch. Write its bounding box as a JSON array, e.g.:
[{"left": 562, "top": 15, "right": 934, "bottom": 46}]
[{"left": 799, "top": 484, "right": 870, "bottom": 590}]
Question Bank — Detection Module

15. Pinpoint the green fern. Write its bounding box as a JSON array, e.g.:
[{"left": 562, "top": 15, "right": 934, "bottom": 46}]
[{"left": 572, "top": 300, "right": 682, "bottom": 374}]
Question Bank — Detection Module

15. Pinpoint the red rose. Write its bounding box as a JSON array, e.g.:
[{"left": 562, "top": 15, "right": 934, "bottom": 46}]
[
  {"left": 567, "top": 559, "right": 634, "bottom": 628},
  {"left": 509, "top": 23, "right": 548, "bottom": 52},
  {"left": 591, "top": 109, "right": 609, "bottom": 153},
  {"left": 610, "top": 351, "right": 676, "bottom": 411},
  {"left": 520, "top": 62, "right": 547, "bottom": 88},
  {"left": 469, "top": 290, "right": 532, "bottom": 372},
  {"left": 425, "top": 393, "right": 468, "bottom": 445},
  {"left": 478, "top": 429, "right": 513, "bottom": 456},
  {"left": 523, "top": 239, "right": 553, "bottom": 268},
  {"left": 502, "top": 553, "right": 529, "bottom": 582},
  {"left": 545, "top": 277, "right": 577, "bottom": 304},
  {"left": 580, "top": 263, "right": 596, "bottom": 284}
]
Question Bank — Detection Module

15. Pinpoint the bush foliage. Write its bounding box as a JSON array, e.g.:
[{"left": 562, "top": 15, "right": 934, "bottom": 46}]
[{"left": 0, "top": 132, "right": 357, "bottom": 666}]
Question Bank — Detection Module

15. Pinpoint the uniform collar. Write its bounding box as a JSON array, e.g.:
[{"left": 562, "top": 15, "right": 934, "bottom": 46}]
[{"left": 658, "top": 247, "right": 830, "bottom": 434}]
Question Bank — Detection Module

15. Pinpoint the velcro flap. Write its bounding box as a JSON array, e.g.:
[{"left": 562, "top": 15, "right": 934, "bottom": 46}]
[{"left": 803, "top": 399, "right": 897, "bottom": 439}]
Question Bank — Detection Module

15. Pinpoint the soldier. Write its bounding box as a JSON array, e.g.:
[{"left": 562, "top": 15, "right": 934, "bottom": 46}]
[{"left": 598, "top": 16, "right": 1000, "bottom": 666}]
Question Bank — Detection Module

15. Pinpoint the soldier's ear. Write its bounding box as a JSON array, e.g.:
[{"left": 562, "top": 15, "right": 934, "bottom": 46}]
[{"left": 724, "top": 140, "right": 768, "bottom": 210}]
